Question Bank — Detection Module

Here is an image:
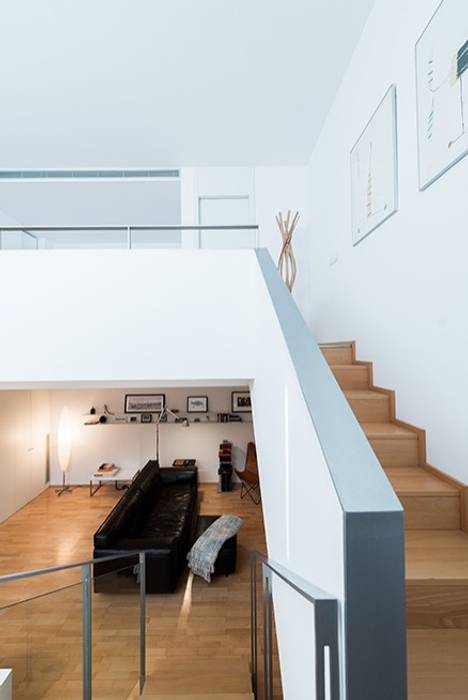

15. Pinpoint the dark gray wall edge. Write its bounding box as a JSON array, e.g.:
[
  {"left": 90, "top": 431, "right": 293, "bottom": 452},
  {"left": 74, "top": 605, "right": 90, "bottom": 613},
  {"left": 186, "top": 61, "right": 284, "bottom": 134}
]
[{"left": 345, "top": 511, "right": 407, "bottom": 700}]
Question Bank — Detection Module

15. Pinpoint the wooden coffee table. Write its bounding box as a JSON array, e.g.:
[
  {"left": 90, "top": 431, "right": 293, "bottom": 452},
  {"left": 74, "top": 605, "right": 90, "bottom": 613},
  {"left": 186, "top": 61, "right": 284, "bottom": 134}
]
[{"left": 89, "top": 468, "right": 139, "bottom": 497}]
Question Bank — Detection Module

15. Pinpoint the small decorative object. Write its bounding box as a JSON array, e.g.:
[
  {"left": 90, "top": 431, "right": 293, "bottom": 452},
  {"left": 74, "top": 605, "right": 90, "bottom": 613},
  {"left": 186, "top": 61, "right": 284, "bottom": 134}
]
[
  {"left": 112, "top": 416, "right": 127, "bottom": 424},
  {"left": 90, "top": 406, "right": 96, "bottom": 415},
  {"left": 97, "top": 462, "right": 116, "bottom": 474},
  {"left": 276, "top": 210, "right": 299, "bottom": 292},
  {"left": 187, "top": 396, "right": 208, "bottom": 413},
  {"left": 416, "top": 0, "right": 468, "bottom": 189},
  {"left": 350, "top": 85, "right": 398, "bottom": 245},
  {"left": 125, "top": 394, "right": 165, "bottom": 414},
  {"left": 129, "top": 415, "right": 138, "bottom": 423},
  {"left": 103, "top": 404, "right": 114, "bottom": 416},
  {"left": 141, "top": 413, "right": 153, "bottom": 424},
  {"left": 232, "top": 391, "right": 251, "bottom": 413}
]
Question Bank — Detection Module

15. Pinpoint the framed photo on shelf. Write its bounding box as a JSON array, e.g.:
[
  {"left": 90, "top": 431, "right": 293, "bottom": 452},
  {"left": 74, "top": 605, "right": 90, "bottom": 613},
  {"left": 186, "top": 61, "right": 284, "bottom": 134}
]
[
  {"left": 124, "top": 394, "right": 165, "bottom": 414},
  {"left": 232, "top": 391, "right": 251, "bottom": 413},
  {"left": 141, "top": 413, "right": 153, "bottom": 424},
  {"left": 187, "top": 396, "right": 208, "bottom": 413}
]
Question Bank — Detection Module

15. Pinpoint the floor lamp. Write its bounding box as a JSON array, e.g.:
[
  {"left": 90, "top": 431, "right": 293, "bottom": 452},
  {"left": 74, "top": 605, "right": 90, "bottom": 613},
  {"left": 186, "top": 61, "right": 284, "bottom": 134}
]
[
  {"left": 155, "top": 406, "right": 189, "bottom": 464},
  {"left": 56, "top": 407, "right": 73, "bottom": 496}
]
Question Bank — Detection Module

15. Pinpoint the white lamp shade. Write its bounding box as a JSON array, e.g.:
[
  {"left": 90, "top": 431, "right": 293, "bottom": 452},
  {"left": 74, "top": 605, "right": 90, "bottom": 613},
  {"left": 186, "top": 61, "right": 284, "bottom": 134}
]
[{"left": 57, "top": 408, "right": 73, "bottom": 474}]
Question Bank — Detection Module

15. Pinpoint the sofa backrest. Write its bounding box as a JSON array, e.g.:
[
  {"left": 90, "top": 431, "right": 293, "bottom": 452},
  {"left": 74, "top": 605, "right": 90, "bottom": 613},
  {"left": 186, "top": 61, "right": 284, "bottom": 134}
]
[
  {"left": 132, "top": 460, "right": 160, "bottom": 494},
  {"left": 93, "top": 486, "right": 145, "bottom": 548},
  {"left": 93, "top": 462, "right": 161, "bottom": 548}
]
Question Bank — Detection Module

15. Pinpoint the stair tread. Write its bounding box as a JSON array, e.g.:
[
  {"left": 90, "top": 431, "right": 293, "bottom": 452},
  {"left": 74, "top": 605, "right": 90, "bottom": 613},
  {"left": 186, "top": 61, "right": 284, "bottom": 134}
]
[
  {"left": 385, "top": 467, "right": 459, "bottom": 496},
  {"left": 330, "top": 364, "right": 363, "bottom": 369},
  {"left": 362, "top": 422, "right": 418, "bottom": 439},
  {"left": 406, "top": 530, "right": 468, "bottom": 583},
  {"left": 408, "top": 629, "right": 468, "bottom": 698},
  {"left": 345, "top": 389, "right": 387, "bottom": 400}
]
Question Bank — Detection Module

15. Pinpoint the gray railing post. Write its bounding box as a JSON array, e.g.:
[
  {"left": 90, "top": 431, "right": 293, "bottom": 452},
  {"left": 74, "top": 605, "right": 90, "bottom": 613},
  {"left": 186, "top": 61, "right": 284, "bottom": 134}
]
[
  {"left": 251, "top": 554, "right": 258, "bottom": 697},
  {"left": 81, "top": 563, "right": 92, "bottom": 700},
  {"left": 139, "top": 552, "right": 146, "bottom": 695},
  {"left": 262, "top": 562, "right": 273, "bottom": 700}
]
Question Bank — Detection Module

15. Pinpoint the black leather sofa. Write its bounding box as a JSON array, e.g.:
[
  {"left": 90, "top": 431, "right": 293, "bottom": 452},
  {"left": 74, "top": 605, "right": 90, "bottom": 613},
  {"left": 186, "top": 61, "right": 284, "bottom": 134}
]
[{"left": 93, "top": 460, "right": 199, "bottom": 593}]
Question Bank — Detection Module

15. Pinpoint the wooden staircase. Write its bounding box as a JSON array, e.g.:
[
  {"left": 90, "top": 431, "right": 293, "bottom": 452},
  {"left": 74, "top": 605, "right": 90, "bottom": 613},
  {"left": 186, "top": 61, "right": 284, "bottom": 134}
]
[{"left": 321, "top": 342, "right": 468, "bottom": 698}]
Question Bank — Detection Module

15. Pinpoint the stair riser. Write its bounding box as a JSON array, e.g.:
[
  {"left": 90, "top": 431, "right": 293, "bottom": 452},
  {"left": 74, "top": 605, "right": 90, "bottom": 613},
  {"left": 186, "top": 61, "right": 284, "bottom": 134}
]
[
  {"left": 321, "top": 346, "right": 353, "bottom": 364},
  {"left": 407, "top": 584, "right": 468, "bottom": 628},
  {"left": 346, "top": 396, "right": 391, "bottom": 422},
  {"left": 369, "top": 438, "right": 419, "bottom": 467},
  {"left": 331, "top": 366, "right": 369, "bottom": 389},
  {"left": 401, "top": 495, "right": 461, "bottom": 530}
]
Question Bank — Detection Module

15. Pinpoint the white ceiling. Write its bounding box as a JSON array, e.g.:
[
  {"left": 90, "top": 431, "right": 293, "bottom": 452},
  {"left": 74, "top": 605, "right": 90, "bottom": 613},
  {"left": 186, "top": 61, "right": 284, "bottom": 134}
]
[{"left": 0, "top": 0, "right": 374, "bottom": 168}]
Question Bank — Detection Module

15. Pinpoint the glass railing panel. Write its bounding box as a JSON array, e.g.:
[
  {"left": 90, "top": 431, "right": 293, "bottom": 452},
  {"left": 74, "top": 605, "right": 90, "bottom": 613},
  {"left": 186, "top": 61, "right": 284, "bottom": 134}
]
[
  {"left": 130, "top": 227, "right": 182, "bottom": 249},
  {"left": 91, "top": 558, "right": 142, "bottom": 700},
  {"left": 0, "top": 553, "right": 146, "bottom": 700},
  {"left": 39, "top": 228, "right": 128, "bottom": 249},
  {"left": 0, "top": 580, "right": 84, "bottom": 699},
  {"left": 200, "top": 227, "right": 257, "bottom": 250}
]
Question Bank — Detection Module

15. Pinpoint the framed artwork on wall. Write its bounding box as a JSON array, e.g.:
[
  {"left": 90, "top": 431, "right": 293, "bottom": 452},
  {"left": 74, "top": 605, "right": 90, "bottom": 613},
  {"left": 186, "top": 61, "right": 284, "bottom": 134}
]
[
  {"left": 350, "top": 84, "right": 399, "bottom": 246},
  {"left": 124, "top": 394, "right": 165, "bottom": 414},
  {"left": 232, "top": 391, "right": 251, "bottom": 413},
  {"left": 416, "top": 0, "right": 468, "bottom": 190},
  {"left": 187, "top": 396, "right": 208, "bottom": 413}
]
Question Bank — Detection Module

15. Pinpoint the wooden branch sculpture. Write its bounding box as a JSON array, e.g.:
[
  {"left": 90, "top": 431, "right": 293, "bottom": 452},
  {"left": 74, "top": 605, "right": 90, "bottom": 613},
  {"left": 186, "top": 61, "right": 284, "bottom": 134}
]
[{"left": 276, "top": 210, "right": 299, "bottom": 292}]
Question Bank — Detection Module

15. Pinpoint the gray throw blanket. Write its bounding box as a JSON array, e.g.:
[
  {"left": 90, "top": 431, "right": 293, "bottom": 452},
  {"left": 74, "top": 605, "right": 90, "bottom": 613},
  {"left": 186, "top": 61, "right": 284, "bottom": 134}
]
[{"left": 187, "top": 515, "right": 243, "bottom": 582}]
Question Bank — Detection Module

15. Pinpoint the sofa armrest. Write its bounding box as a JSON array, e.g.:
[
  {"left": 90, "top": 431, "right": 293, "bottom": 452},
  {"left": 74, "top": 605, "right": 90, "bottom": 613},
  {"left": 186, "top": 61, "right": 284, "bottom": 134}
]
[{"left": 160, "top": 467, "right": 198, "bottom": 486}]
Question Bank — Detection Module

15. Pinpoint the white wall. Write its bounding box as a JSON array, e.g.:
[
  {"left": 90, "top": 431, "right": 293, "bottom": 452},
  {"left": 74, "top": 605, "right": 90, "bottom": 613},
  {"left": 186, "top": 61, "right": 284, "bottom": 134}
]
[
  {"left": 0, "top": 250, "right": 256, "bottom": 388},
  {"left": 306, "top": 0, "right": 468, "bottom": 484},
  {"left": 48, "top": 386, "right": 254, "bottom": 484},
  {"left": 180, "top": 166, "right": 311, "bottom": 318},
  {"left": 0, "top": 390, "right": 50, "bottom": 523}
]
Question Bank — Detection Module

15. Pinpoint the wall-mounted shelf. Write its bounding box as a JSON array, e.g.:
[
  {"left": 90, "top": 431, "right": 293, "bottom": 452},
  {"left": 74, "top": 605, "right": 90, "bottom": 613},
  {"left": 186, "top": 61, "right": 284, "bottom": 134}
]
[{"left": 84, "top": 417, "right": 253, "bottom": 426}]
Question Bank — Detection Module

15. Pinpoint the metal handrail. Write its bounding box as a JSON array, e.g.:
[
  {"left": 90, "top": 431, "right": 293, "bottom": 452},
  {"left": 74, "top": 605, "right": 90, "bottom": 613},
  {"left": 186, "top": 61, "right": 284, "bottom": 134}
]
[
  {"left": 250, "top": 550, "right": 339, "bottom": 700},
  {"left": 0, "top": 550, "right": 143, "bottom": 584},
  {"left": 0, "top": 550, "right": 147, "bottom": 700},
  {"left": 0, "top": 223, "right": 260, "bottom": 250},
  {"left": 0, "top": 224, "right": 259, "bottom": 231}
]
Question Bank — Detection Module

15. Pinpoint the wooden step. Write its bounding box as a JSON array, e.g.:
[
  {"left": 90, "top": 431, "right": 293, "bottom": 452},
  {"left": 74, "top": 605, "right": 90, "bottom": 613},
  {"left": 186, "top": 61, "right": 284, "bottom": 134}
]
[
  {"left": 320, "top": 343, "right": 353, "bottom": 365},
  {"left": 408, "top": 629, "right": 468, "bottom": 698},
  {"left": 345, "top": 389, "right": 391, "bottom": 422},
  {"left": 385, "top": 467, "right": 461, "bottom": 530},
  {"left": 406, "top": 530, "right": 468, "bottom": 628},
  {"left": 330, "top": 364, "right": 370, "bottom": 389},
  {"left": 362, "top": 422, "right": 420, "bottom": 467}
]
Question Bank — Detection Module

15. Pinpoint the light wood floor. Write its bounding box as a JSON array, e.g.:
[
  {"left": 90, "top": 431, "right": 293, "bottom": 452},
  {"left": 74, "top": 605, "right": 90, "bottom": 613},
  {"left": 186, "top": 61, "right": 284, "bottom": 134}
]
[{"left": 0, "top": 484, "right": 268, "bottom": 699}]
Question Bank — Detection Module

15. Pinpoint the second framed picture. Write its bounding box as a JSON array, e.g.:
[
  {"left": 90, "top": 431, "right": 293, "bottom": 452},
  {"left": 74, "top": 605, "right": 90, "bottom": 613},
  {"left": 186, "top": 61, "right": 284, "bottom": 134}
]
[
  {"left": 350, "top": 84, "right": 398, "bottom": 245},
  {"left": 187, "top": 396, "right": 208, "bottom": 413},
  {"left": 232, "top": 391, "right": 251, "bottom": 413}
]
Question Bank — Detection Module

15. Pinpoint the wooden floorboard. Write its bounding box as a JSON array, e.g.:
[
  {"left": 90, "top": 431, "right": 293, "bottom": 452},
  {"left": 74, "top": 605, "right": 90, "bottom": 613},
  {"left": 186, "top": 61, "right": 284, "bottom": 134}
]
[{"left": 0, "top": 484, "right": 270, "bottom": 698}]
